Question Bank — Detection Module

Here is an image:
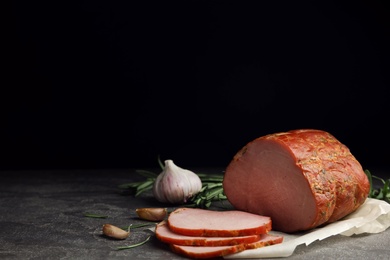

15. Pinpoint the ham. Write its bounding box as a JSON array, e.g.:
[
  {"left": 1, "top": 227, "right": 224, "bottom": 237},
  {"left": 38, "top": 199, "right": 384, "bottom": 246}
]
[
  {"left": 155, "top": 220, "right": 262, "bottom": 246},
  {"left": 156, "top": 208, "right": 283, "bottom": 259},
  {"left": 223, "top": 129, "right": 370, "bottom": 233},
  {"left": 170, "top": 234, "right": 284, "bottom": 259},
  {"left": 167, "top": 207, "right": 272, "bottom": 237}
]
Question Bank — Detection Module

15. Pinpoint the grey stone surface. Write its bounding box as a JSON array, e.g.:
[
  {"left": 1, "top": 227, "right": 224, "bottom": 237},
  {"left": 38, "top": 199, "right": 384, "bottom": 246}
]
[{"left": 0, "top": 169, "right": 389, "bottom": 260}]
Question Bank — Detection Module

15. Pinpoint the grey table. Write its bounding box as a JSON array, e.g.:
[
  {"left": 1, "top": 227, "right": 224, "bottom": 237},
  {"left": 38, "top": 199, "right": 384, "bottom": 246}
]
[{"left": 1, "top": 168, "right": 389, "bottom": 260}]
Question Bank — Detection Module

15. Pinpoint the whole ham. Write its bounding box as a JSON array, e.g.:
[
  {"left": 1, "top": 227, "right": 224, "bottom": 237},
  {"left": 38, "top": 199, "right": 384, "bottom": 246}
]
[{"left": 223, "top": 129, "right": 370, "bottom": 233}]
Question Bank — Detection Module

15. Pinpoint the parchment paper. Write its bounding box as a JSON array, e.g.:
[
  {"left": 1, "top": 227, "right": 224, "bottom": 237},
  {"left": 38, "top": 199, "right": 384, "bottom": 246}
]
[{"left": 224, "top": 198, "right": 390, "bottom": 259}]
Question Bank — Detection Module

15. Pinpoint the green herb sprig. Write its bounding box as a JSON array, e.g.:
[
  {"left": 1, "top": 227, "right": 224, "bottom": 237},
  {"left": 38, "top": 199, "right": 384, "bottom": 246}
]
[
  {"left": 121, "top": 223, "right": 157, "bottom": 230},
  {"left": 186, "top": 174, "right": 227, "bottom": 208},
  {"left": 118, "top": 169, "right": 158, "bottom": 196},
  {"left": 83, "top": 213, "right": 108, "bottom": 219},
  {"left": 365, "top": 170, "right": 390, "bottom": 203},
  {"left": 117, "top": 236, "right": 151, "bottom": 250}
]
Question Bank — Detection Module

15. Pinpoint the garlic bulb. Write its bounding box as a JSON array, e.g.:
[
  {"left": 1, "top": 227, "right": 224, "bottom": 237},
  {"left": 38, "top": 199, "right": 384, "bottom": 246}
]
[{"left": 152, "top": 160, "right": 202, "bottom": 204}]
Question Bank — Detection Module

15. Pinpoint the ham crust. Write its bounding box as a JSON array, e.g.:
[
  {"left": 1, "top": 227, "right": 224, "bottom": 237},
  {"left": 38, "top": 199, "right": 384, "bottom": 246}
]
[
  {"left": 223, "top": 129, "right": 370, "bottom": 233},
  {"left": 170, "top": 243, "right": 245, "bottom": 259},
  {"left": 170, "top": 234, "right": 283, "bottom": 259},
  {"left": 156, "top": 220, "right": 262, "bottom": 246},
  {"left": 167, "top": 208, "right": 272, "bottom": 237}
]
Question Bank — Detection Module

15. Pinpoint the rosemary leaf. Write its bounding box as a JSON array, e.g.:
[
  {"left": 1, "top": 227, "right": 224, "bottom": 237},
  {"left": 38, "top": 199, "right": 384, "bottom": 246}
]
[
  {"left": 197, "top": 173, "right": 224, "bottom": 178},
  {"left": 121, "top": 223, "right": 157, "bottom": 230},
  {"left": 157, "top": 155, "right": 164, "bottom": 170},
  {"left": 204, "top": 201, "right": 212, "bottom": 208},
  {"left": 135, "top": 180, "right": 155, "bottom": 197},
  {"left": 206, "top": 187, "right": 224, "bottom": 201},
  {"left": 204, "top": 182, "right": 223, "bottom": 189},
  {"left": 198, "top": 176, "right": 224, "bottom": 182},
  {"left": 365, "top": 169, "right": 390, "bottom": 203},
  {"left": 83, "top": 213, "right": 108, "bottom": 219},
  {"left": 117, "top": 236, "right": 151, "bottom": 250},
  {"left": 135, "top": 179, "right": 155, "bottom": 191}
]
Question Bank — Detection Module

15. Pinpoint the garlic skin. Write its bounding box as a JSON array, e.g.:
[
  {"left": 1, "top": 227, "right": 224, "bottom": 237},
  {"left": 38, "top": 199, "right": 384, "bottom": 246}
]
[
  {"left": 136, "top": 207, "right": 168, "bottom": 221},
  {"left": 102, "top": 224, "right": 129, "bottom": 240},
  {"left": 152, "top": 160, "right": 202, "bottom": 204}
]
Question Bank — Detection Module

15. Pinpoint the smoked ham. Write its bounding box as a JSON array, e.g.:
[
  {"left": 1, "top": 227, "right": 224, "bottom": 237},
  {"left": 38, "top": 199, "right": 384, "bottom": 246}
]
[
  {"left": 155, "top": 220, "right": 262, "bottom": 246},
  {"left": 156, "top": 208, "right": 282, "bottom": 259},
  {"left": 167, "top": 207, "right": 272, "bottom": 237},
  {"left": 170, "top": 234, "right": 283, "bottom": 259},
  {"left": 223, "top": 129, "right": 370, "bottom": 233}
]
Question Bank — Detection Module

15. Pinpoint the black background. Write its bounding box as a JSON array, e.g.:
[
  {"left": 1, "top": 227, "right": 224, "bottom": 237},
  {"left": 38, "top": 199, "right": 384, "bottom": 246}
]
[{"left": 4, "top": 1, "right": 389, "bottom": 171}]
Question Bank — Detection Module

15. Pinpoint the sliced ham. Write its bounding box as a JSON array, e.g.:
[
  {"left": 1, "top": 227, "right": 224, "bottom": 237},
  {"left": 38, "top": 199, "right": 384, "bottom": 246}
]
[
  {"left": 167, "top": 208, "right": 272, "bottom": 237},
  {"left": 223, "top": 129, "right": 370, "bottom": 233},
  {"left": 170, "top": 234, "right": 284, "bottom": 259},
  {"left": 156, "top": 220, "right": 262, "bottom": 246}
]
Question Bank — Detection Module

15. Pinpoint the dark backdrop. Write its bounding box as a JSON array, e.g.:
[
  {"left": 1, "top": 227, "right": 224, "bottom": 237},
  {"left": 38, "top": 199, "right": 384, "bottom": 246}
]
[{"left": 4, "top": 1, "right": 389, "bottom": 171}]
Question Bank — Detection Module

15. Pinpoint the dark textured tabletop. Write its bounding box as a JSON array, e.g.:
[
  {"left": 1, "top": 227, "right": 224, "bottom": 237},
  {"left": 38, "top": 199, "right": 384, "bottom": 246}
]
[{"left": 1, "top": 168, "right": 389, "bottom": 260}]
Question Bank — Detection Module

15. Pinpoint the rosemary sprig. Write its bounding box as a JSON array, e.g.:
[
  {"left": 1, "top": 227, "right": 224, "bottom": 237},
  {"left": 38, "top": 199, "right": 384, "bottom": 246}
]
[
  {"left": 365, "top": 170, "right": 390, "bottom": 203},
  {"left": 118, "top": 177, "right": 156, "bottom": 196},
  {"left": 121, "top": 223, "right": 157, "bottom": 230},
  {"left": 117, "top": 236, "right": 151, "bottom": 250},
  {"left": 186, "top": 182, "right": 227, "bottom": 209},
  {"left": 83, "top": 213, "right": 108, "bottom": 219},
  {"left": 118, "top": 160, "right": 161, "bottom": 196}
]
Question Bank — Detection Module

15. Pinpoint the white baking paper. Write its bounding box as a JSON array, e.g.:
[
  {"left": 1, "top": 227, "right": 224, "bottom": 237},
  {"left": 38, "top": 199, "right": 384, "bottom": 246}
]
[{"left": 224, "top": 198, "right": 390, "bottom": 259}]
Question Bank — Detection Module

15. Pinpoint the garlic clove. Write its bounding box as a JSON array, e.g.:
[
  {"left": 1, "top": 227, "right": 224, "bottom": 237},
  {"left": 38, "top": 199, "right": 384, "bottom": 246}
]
[
  {"left": 152, "top": 160, "right": 202, "bottom": 204},
  {"left": 136, "top": 207, "right": 168, "bottom": 221},
  {"left": 102, "top": 224, "right": 129, "bottom": 240}
]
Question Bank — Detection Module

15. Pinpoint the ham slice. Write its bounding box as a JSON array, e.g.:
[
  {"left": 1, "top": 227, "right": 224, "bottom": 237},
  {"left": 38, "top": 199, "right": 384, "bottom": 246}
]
[
  {"left": 156, "top": 208, "right": 282, "bottom": 258},
  {"left": 156, "top": 220, "right": 262, "bottom": 246},
  {"left": 223, "top": 129, "right": 370, "bottom": 233},
  {"left": 167, "top": 208, "right": 272, "bottom": 237},
  {"left": 170, "top": 234, "right": 284, "bottom": 259}
]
